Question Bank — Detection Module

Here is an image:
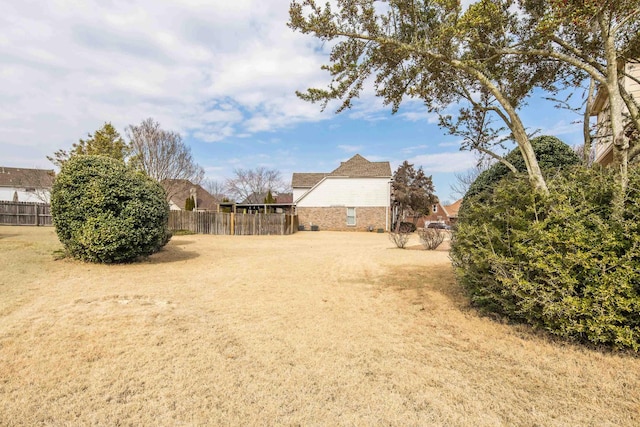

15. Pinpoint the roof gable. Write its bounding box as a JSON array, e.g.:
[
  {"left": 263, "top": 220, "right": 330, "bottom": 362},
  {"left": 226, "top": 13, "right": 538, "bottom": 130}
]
[
  {"left": 444, "top": 198, "right": 463, "bottom": 218},
  {"left": 329, "top": 154, "right": 391, "bottom": 177},
  {"left": 292, "top": 155, "right": 391, "bottom": 187},
  {"left": 163, "top": 179, "right": 218, "bottom": 211}
]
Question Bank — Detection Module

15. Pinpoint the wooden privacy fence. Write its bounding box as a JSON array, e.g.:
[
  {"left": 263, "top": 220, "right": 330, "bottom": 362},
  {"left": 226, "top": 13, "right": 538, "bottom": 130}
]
[
  {"left": 0, "top": 201, "right": 52, "bottom": 226},
  {"left": 169, "top": 211, "right": 299, "bottom": 236}
]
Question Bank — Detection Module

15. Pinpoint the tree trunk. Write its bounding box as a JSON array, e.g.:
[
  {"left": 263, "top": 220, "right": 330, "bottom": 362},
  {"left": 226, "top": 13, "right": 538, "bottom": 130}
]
[
  {"left": 583, "top": 78, "right": 595, "bottom": 165},
  {"left": 603, "top": 28, "right": 629, "bottom": 199},
  {"left": 453, "top": 60, "right": 549, "bottom": 195}
]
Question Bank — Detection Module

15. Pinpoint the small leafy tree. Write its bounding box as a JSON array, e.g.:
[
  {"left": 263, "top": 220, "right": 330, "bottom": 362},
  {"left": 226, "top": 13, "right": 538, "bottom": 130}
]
[
  {"left": 391, "top": 161, "right": 437, "bottom": 231},
  {"left": 264, "top": 190, "right": 276, "bottom": 204},
  {"left": 48, "top": 122, "right": 130, "bottom": 168},
  {"left": 51, "top": 155, "right": 170, "bottom": 263}
]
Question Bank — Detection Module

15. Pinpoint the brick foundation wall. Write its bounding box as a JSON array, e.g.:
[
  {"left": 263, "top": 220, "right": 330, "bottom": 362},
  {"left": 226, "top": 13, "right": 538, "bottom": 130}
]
[{"left": 296, "top": 206, "right": 388, "bottom": 231}]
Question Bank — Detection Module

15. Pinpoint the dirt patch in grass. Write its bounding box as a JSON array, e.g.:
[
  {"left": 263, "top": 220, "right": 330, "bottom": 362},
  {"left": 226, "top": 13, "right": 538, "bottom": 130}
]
[{"left": 0, "top": 226, "right": 638, "bottom": 426}]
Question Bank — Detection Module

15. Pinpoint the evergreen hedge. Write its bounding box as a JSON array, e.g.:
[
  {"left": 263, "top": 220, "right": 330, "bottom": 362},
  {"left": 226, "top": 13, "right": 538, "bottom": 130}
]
[
  {"left": 51, "top": 155, "right": 171, "bottom": 263},
  {"left": 451, "top": 166, "right": 640, "bottom": 350},
  {"left": 465, "top": 135, "right": 580, "bottom": 201}
]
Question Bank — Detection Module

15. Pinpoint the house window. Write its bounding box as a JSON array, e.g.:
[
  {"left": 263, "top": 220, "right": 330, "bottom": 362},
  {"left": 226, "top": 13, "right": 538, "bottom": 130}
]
[
  {"left": 432, "top": 204, "right": 438, "bottom": 213},
  {"left": 346, "top": 207, "right": 356, "bottom": 226}
]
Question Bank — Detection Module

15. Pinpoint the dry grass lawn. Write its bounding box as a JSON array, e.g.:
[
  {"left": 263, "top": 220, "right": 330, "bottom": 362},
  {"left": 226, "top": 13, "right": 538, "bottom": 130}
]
[{"left": 1, "top": 226, "right": 639, "bottom": 426}]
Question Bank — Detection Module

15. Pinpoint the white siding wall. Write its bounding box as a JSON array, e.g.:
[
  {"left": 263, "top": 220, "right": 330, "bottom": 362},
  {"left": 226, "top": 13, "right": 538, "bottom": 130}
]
[
  {"left": 594, "top": 63, "right": 640, "bottom": 164},
  {"left": 296, "top": 177, "right": 390, "bottom": 207},
  {"left": 0, "top": 188, "right": 50, "bottom": 203},
  {"left": 625, "top": 63, "right": 640, "bottom": 101},
  {"left": 292, "top": 188, "right": 308, "bottom": 202}
]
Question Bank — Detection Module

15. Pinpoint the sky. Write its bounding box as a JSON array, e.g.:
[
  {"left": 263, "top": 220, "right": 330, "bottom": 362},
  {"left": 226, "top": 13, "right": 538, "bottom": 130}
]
[{"left": 0, "top": 0, "right": 587, "bottom": 204}]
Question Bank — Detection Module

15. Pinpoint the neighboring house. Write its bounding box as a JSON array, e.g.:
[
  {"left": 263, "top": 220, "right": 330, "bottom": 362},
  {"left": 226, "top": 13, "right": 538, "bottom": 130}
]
[
  {"left": 292, "top": 154, "right": 392, "bottom": 231},
  {"left": 0, "top": 167, "right": 54, "bottom": 203},
  {"left": 414, "top": 201, "right": 450, "bottom": 228},
  {"left": 411, "top": 198, "right": 462, "bottom": 228},
  {"left": 443, "top": 199, "right": 462, "bottom": 226},
  {"left": 163, "top": 179, "right": 218, "bottom": 211},
  {"left": 591, "top": 61, "right": 640, "bottom": 165}
]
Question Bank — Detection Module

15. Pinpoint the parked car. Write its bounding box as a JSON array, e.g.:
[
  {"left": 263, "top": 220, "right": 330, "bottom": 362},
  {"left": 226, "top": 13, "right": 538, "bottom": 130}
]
[
  {"left": 426, "top": 222, "right": 451, "bottom": 230},
  {"left": 392, "top": 221, "right": 417, "bottom": 233}
]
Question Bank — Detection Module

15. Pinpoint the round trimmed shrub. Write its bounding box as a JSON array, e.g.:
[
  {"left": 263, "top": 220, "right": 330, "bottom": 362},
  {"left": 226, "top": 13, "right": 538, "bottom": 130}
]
[
  {"left": 51, "top": 155, "right": 171, "bottom": 263},
  {"left": 465, "top": 135, "right": 581, "bottom": 201},
  {"left": 451, "top": 166, "right": 640, "bottom": 351}
]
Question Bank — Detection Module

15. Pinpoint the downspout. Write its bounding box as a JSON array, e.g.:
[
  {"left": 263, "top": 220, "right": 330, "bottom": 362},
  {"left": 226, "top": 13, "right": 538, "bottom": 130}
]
[{"left": 386, "top": 179, "right": 391, "bottom": 231}]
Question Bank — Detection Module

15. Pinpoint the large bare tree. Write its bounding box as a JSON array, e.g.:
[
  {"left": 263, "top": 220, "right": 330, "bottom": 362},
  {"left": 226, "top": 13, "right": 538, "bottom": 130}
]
[
  {"left": 202, "top": 178, "right": 228, "bottom": 202},
  {"left": 225, "top": 167, "right": 286, "bottom": 203},
  {"left": 127, "top": 118, "right": 204, "bottom": 201}
]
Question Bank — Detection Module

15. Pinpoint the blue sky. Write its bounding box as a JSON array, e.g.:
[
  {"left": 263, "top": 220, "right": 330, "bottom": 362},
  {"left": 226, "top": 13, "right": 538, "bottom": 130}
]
[{"left": 0, "top": 0, "right": 586, "bottom": 204}]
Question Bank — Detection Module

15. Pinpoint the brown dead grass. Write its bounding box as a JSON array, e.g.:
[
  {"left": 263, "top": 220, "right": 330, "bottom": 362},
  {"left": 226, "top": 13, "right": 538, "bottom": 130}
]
[{"left": 0, "top": 226, "right": 639, "bottom": 426}]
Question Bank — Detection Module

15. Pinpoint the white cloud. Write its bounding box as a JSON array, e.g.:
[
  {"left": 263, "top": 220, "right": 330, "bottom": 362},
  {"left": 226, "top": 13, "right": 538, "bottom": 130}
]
[
  {"left": 408, "top": 151, "right": 477, "bottom": 173},
  {"left": 0, "top": 0, "right": 333, "bottom": 159},
  {"left": 401, "top": 144, "right": 429, "bottom": 154},
  {"left": 398, "top": 110, "right": 439, "bottom": 124},
  {"left": 337, "top": 144, "right": 364, "bottom": 153},
  {"left": 537, "top": 120, "right": 582, "bottom": 138}
]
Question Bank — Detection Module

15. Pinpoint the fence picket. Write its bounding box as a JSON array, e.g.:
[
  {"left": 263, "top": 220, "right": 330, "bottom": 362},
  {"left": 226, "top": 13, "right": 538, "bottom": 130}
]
[
  {"left": 168, "top": 211, "right": 297, "bottom": 236},
  {"left": 0, "top": 201, "right": 52, "bottom": 226},
  {"left": 0, "top": 202, "right": 295, "bottom": 235}
]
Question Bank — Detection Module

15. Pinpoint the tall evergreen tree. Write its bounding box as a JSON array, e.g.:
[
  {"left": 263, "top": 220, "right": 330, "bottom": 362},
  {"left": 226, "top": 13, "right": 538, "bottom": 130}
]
[{"left": 48, "top": 122, "right": 129, "bottom": 168}]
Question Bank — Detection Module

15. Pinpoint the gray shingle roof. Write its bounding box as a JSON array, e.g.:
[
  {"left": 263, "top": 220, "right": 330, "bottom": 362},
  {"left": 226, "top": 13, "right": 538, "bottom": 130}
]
[
  {"left": 163, "top": 179, "right": 218, "bottom": 211},
  {"left": 329, "top": 154, "right": 391, "bottom": 177},
  {"left": 292, "top": 155, "right": 391, "bottom": 188},
  {"left": 291, "top": 173, "right": 328, "bottom": 188},
  {"left": 0, "top": 167, "right": 54, "bottom": 188}
]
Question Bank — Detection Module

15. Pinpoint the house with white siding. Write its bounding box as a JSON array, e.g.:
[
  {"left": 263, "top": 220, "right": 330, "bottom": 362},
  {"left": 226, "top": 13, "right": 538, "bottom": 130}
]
[
  {"left": 591, "top": 60, "right": 640, "bottom": 165},
  {"left": 0, "top": 167, "right": 54, "bottom": 203},
  {"left": 292, "top": 154, "right": 392, "bottom": 231}
]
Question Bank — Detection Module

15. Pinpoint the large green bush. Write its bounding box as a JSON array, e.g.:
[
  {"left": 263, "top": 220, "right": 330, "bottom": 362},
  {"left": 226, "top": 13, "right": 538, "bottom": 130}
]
[
  {"left": 465, "top": 135, "right": 581, "bottom": 200},
  {"left": 451, "top": 166, "right": 640, "bottom": 351},
  {"left": 51, "top": 155, "right": 171, "bottom": 263}
]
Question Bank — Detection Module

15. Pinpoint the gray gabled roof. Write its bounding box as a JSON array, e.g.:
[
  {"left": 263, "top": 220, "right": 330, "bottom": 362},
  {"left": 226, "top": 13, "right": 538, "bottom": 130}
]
[
  {"left": 0, "top": 167, "right": 54, "bottom": 188},
  {"left": 292, "top": 155, "right": 391, "bottom": 188},
  {"left": 162, "top": 179, "right": 218, "bottom": 211},
  {"left": 329, "top": 154, "right": 391, "bottom": 177}
]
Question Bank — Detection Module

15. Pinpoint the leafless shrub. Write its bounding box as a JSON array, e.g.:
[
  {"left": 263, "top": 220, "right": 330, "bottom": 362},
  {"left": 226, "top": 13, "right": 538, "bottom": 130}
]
[
  {"left": 419, "top": 228, "right": 446, "bottom": 250},
  {"left": 389, "top": 232, "right": 411, "bottom": 249}
]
